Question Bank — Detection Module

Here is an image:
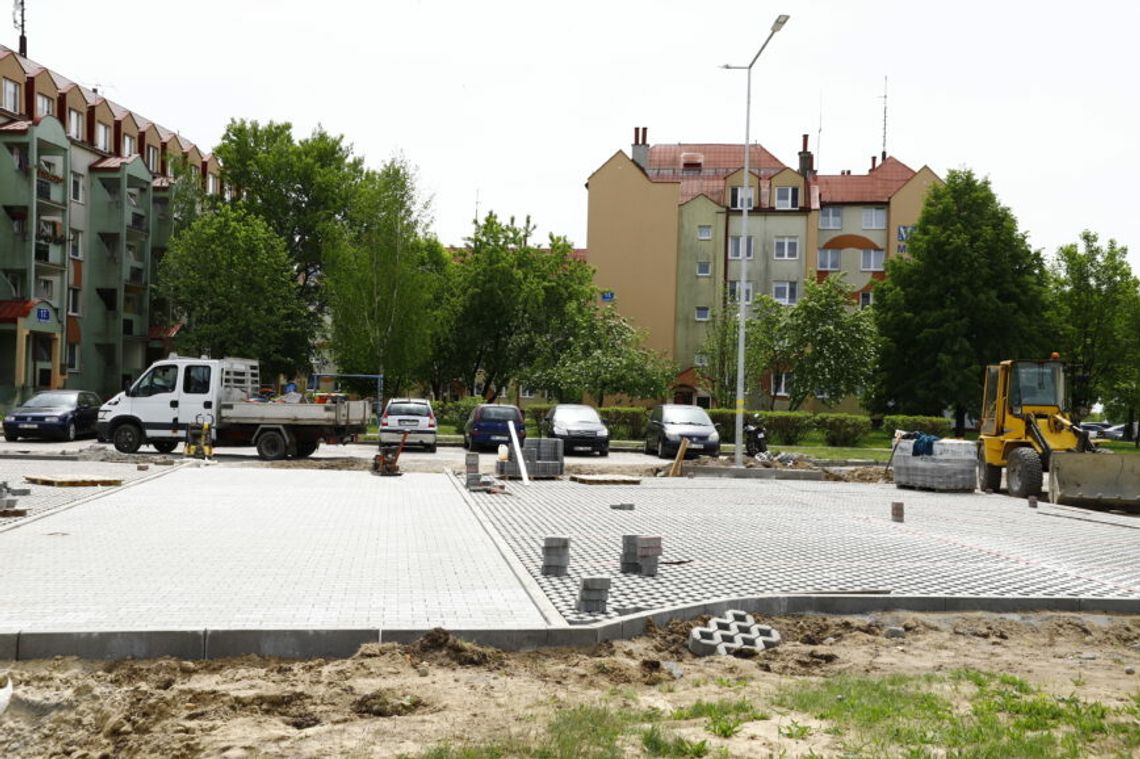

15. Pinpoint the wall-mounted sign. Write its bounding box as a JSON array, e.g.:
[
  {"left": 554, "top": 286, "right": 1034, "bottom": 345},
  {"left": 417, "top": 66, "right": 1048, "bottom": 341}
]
[
  {"left": 35, "top": 307, "right": 50, "bottom": 322},
  {"left": 600, "top": 290, "right": 615, "bottom": 302}
]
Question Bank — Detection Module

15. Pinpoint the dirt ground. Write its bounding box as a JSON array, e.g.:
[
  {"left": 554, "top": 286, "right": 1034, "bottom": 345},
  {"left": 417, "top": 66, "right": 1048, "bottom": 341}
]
[{"left": 2, "top": 611, "right": 1138, "bottom": 758}]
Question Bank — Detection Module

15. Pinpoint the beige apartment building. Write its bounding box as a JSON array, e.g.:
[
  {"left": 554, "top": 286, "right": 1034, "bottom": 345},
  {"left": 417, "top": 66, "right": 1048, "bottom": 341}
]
[
  {"left": 586, "top": 127, "right": 940, "bottom": 408},
  {"left": 0, "top": 44, "right": 221, "bottom": 408}
]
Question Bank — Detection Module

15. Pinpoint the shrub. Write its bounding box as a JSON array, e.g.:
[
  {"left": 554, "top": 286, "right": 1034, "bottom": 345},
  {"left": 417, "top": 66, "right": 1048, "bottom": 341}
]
[
  {"left": 757, "top": 411, "right": 815, "bottom": 445},
  {"left": 706, "top": 408, "right": 742, "bottom": 445},
  {"left": 524, "top": 403, "right": 553, "bottom": 428},
  {"left": 599, "top": 406, "right": 649, "bottom": 440},
  {"left": 437, "top": 396, "right": 483, "bottom": 429},
  {"left": 815, "top": 413, "right": 871, "bottom": 447},
  {"left": 883, "top": 415, "right": 952, "bottom": 436}
]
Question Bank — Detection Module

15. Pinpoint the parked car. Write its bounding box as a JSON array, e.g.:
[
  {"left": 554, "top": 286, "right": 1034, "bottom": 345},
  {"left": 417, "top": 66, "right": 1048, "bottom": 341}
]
[
  {"left": 379, "top": 398, "right": 437, "bottom": 452},
  {"left": 644, "top": 404, "right": 720, "bottom": 459},
  {"left": 541, "top": 404, "right": 609, "bottom": 456},
  {"left": 464, "top": 404, "right": 526, "bottom": 451},
  {"left": 1102, "top": 424, "right": 1128, "bottom": 441},
  {"left": 3, "top": 389, "right": 102, "bottom": 442},
  {"left": 1077, "top": 422, "right": 1112, "bottom": 439}
]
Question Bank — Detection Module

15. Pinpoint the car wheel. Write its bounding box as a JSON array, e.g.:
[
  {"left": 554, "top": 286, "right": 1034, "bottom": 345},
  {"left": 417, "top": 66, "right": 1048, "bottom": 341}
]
[
  {"left": 657, "top": 438, "right": 668, "bottom": 459},
  {"left": 4, "top": 431, "right": 18, "bottom": 442},
  {"left": 65, "top": 421, "right": 77, "bottom": 442},
  {"left": 462, "top": 434, "right": 470, "bottom": 450},
  {"left": 112, "top": 422, "right": 143, "bottom": 454},
  {"left": 425, "top": 443, "right": 437, "bottom": 453},
  {"left": 256, "top": 430, "right": 288, "bottom": 461},
  {"left": 598, "top": 446, "right": 609, "bottom": 457},
  {"left": 152, "top": 440, "right": 178, "bottom": 454}
]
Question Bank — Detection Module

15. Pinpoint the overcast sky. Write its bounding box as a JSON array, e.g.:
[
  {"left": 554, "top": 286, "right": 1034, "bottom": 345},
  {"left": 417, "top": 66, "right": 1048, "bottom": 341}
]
[{"left": 16, "top": 0, "right": 1139, "bottom": 269}]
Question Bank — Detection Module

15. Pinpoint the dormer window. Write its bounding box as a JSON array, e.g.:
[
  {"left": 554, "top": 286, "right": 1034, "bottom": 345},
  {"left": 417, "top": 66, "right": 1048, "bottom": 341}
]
[
  {"left": 36, "top": 93, "right": 54, "bottom": 117},
  {"left": 67, "top": 108, "right": 83, "bottom": 139},
  {"left": 95, "top": 122, "right": 111, "bottom": 152},
  {"left": 207, "top": 173, "right": 219, "bottom": 195},
  {"left": 145, "top": 145, "right": 158, "bottom": 172},
  {"left": 775, "top": 186, "right": 799, "bottom": 210},
  {"left": 123, "top": 134, "right": 136, "bottom": 156},
  {"left": 730, "top": 186, "right": 753, "bottom": 210},
  {"left": 1, "top": 78, "right": 20, "bottom": 113}
]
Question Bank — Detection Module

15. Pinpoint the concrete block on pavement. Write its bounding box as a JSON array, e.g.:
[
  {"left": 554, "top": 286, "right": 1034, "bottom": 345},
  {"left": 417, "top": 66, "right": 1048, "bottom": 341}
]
[
  {"left": 205, "top": 629, "right": 379, "bottom": 659},
  {"left": 0, "top": 631, "right": 16, "bottom": 661},
  {"left": 18, "top": 630, "right": 205, "bottom": 661}
]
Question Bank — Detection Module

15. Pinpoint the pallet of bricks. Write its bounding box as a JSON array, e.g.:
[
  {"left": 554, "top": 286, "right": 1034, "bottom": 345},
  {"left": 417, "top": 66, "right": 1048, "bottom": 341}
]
[{"left": 495, "top": 438, "right": 564, "bottom": 479}]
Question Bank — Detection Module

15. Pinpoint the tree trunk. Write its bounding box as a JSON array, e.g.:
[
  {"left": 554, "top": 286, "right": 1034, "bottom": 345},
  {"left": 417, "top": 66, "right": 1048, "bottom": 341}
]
[{"left": 954, "top": 405, "right": 966, "bottom": 438}]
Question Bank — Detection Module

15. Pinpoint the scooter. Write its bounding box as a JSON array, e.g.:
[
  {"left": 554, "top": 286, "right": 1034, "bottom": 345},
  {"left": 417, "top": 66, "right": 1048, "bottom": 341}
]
[{"left": 744, "top": 418, "right": 768, "bottom": 456}]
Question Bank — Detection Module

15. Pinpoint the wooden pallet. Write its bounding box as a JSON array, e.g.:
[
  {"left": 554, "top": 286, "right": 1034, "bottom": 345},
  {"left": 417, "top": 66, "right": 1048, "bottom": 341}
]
[
  {"left": 23, "top": 475, "right": 123, "bottom": 487},
  {"left": 568, "top": 474, "right": 642, "bottom": 486},
  {"left": 0, "top": 508, "right": 28, "bottom": 517}
]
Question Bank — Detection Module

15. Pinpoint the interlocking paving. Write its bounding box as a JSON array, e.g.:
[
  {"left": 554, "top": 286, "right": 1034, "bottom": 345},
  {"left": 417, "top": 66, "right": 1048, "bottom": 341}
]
[{"left": 467, "top": 478, "right": 1140, "bottom": 624}]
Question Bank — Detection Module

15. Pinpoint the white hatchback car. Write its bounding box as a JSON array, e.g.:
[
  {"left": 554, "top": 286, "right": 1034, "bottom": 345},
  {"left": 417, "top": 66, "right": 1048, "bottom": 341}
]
[{"left": 379, "top": 398, "right": 437, "bottom": 452}]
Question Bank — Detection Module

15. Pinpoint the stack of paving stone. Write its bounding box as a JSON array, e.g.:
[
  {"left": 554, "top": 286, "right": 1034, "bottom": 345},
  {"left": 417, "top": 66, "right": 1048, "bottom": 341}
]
[
  {"left": 464, "top": 453, "right": 482, "bottom": 489},
  {"left": 893, "top": 437, "right": 976, "bottom": 492},
  {"left": 0, "top": 480, "right": 29, "bottom": 516},
  {"left": 577, "top": 576, "right": 610, "bottom": 613},
  {"left": 542, "top": 536, "right": 571, "bottom": 576},
  {"left": 687, "top": 610, "right": 782, "bottom": 656},
  {"left": 621, "top": 534, "right": 662, "bottom": 576},
  {"left": 495, "top": 438, "right": 563, "bottom": 479}
]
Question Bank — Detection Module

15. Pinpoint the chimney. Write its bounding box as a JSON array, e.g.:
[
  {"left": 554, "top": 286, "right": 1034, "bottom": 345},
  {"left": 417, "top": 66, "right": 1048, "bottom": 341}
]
[
  {"left": 631, "top": 126, "right": 649, "bottom": 169},
  {"left": 797, "top": 133, "right": 814, "bottom": 178},
  {"left": 881, "top": 149, "right": 887, "bottom": 162},
  {"left": 871, "top": 156, "right": 877, "bottom": 170}
]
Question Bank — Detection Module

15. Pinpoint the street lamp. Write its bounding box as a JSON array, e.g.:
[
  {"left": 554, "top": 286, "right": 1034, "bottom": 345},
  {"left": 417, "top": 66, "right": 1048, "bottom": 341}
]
[{"left": 723, "top": 13, "right": 789, "bottom": 467}]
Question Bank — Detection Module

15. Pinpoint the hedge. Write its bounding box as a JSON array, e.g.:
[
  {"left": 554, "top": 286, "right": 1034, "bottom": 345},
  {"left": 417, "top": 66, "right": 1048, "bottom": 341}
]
[
  {"left": 757, "top": 411, "right": 815, "bottom": 445},
  {"left": 883, "top": 415, "right": 952, "bottom": 436},
  {"left": 524, "top": 403, "right": 554, "bottom": 428},
  {"left": 815, "top": 413, "right": 871, "bottom": 447},
  {"left": 599, "top": 406, "right": 649, "bottom": 441},
  {"left": 437, "top": 396, "right": 483, "bottom": 430}
]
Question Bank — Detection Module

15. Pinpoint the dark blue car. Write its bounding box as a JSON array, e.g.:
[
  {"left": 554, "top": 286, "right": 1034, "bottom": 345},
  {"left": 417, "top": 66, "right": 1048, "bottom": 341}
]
[
  {"left": 3, "top": 389, "right": 102, "bottom": 442},
  {"left": 463, "top": 404, "right": 526, "bottom": 451}
]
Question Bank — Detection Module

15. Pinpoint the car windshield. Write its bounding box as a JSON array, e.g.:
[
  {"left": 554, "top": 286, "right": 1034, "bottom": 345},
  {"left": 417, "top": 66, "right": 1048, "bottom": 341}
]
[
  {"left": 555, "top": 407, "right": 601, "bottom": 424},
  {"left": 481, "top": 406, "right": 520, "bottom": 421},
  {"left": 388, "top": 403, "right": 430, "bottom": 416},
  {"left": 663, "top": 407, "right": 712, "bottom": 425},
  {"left": 23, "top": 392, "right": 76, "bottom": 409}
]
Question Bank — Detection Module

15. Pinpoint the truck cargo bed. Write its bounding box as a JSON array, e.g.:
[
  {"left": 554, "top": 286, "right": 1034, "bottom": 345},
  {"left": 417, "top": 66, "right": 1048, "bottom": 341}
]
[{"left": 220, "top": 400, "right": 372, "bottom": 427}]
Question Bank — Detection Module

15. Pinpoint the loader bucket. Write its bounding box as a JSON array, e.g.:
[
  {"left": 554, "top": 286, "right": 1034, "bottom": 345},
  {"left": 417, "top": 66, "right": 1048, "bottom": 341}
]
[{"left": 1049, "top": 451, "right": 1140, "bottom": 510}]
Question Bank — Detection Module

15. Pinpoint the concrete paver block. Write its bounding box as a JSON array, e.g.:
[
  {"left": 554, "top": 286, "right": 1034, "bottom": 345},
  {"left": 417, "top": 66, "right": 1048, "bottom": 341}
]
[
  {"left": 0, "top": 631, "right": 16, "bottom": 660},
  {"left": 18, "top": 630, "right": 205, "bottom": 661},
  {"left": 205, "top": 629, "right": 379, "bottom": 659},
  {"left": 687, "top": 609, "right": 781, "bottom": 657}
]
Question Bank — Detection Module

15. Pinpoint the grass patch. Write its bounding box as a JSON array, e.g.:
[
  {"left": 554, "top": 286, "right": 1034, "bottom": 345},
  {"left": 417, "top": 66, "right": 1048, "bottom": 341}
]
[
  {"left": 641, "top": 724, "right": 710, "bottom": 757},
  {"left": 774, "top": 669, "right": 1140, "bottom": 757},
  {"left": 670, "top": 698, "right": 766, "bottom": 722}
]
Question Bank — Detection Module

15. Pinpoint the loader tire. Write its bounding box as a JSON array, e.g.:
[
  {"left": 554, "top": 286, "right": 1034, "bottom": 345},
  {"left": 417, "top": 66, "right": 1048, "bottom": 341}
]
[
  {"left": 977, "top": 444, "right": 1002, "bottom": 492},
  {"left": 1006, "top": 447, "right": 1043, "bottom": 498}
]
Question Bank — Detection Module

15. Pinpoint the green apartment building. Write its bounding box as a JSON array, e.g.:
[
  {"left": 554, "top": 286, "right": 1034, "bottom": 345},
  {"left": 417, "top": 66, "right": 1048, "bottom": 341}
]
[
  {"left": 0, "top": 44, "right": 220, "bottom": 409},
  {"left": 587, "top": 127, "right": 940, "bottom": 409}
]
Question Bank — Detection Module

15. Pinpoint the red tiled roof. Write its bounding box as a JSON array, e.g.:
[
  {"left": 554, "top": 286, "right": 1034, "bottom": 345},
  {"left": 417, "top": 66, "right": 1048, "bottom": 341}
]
[
  {"left": 90, "top": 156, "right": 138, "bottom": 171},
  {"left": 0, "top": 120, "right": 32, "bottom": 133},
  {"left": 647, "top": 144, "right": 786, "bottom": 173},
  {"left": 0, "top": 299, "right": 38, "bottom": 322},
  {"left": 816, "top": 157, "right": 916, "bottom": 203},
  {"left": 147, "top": 323, "right": 182, "bottom": 340}
]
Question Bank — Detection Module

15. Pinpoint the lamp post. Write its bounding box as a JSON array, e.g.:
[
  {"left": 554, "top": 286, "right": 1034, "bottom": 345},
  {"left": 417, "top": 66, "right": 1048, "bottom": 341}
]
[{"left": 724, "top": 13, "right": 789, "bottom": 467}]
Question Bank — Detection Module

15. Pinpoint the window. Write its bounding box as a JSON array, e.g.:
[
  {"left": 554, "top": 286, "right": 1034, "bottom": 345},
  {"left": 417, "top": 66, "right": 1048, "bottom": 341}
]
[
  {"left": 695, "top": 306, "right": 710, "bottom": 321},
  {"left": 1, "top": 78, "right": 20, "bottom": 113},
  {"left": 36, "top": 93, "right": 54, "bottom": 117},
  {"left": 207, "top": 173, "right": 219, "bottom": 195},
  {"left": 123, "top": 134, "right": 136, "bottom": 156},
  {"left": 70, "top": 172, "right": 84, "bottom": 203},
  {"left": 861, "top": 248, "right": 885, "bottom": 271},
  {"left": 146, "top": 145, "right": 159, "bottom": 172},
  {"left": 67, "top": 109, "right": 83, "bottom": 139},
  {"left": 730, "top": 186, "right": 753, "bottom": 210},
  {"left": 67, "top": 287, "right": 81, "bottom": 315},
  {"left": 728, "top": 280, "right": 754, "bottom": 304},
  {"left": 773, "top": 371, "right": 793, "bottom": 397},
  {"left": 694, "top": 353, "right": 708, "bottom": 367},
  {"left": 183, "top": 365, "right": 212, "bottom": 394},
  {"left": 774, "top": 236, "right": 799, "bottom": 260},
  {"left": 36, "top": 276, "right": 55, "bottom": 301},
  {"left": 133, "top": 364, "right": 178, "bottom": 397},
  {"left": 862, "top": 207, "right": 886, "bottom": 229},
  {"left": 519, "top": 386, "right": 534, "bottom": 399},
  {"left": 859, "top": 291, "right": 874, "bottom": 309},
  {"left": 773, "top": 280, "right": 798, "bottom": 305},
  {"left": 95, "top": 122, "right": 111, "bottom": 151},
  {"left": 729, "top": 235, "right": 754, "bottom": 260},
  {"left": 697, "top": 224, "right": 712, "bottom": 241},
  {"left": 66, "top": 343, "right": 80, "bottom": 372},
  {"left": 820, "top": 206, "right": 842, "bottom": 229},
  {"left": 818, "top": 249, "right": 841, "bottom": 271},
  {"left": 775, "top": 186, "right": 799, "bottom": 210},
  {"left": 69, "top": 229, "right": 82, "bottom": 259},
  {"left": 696, "top": 261, "right": 712, "bottom": 277}
]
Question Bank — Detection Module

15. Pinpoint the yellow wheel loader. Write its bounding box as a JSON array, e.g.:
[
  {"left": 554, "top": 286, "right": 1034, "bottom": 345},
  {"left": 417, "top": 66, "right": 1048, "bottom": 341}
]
[{"left": 977, "top": 358, "right": 1140, "bottom": 508}]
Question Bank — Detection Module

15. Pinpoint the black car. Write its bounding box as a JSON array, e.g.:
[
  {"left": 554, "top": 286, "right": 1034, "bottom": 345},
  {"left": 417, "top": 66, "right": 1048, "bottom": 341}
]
[
  {"left": 644, "top": 404, "right": 721, "bottom": 458},
  {"left": 541, "top": 404, "right": 609, "bottom": 456},
  {"left": 3, "top": 389, "right": 102, "bottom": 442}
]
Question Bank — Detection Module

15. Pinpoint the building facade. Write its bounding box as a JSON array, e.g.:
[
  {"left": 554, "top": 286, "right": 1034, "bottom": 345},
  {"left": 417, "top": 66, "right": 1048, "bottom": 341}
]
[
  {"left": 586, "top": 127, "right": 940, "bottom": 409},
  {"left": 0, "top": 45, "right": 220, "bottom": 409}
]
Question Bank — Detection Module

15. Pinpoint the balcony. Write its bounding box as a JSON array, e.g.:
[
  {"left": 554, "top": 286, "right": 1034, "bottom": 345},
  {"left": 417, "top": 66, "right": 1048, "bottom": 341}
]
[
  {"left": 127, "top": 266, "right": 145, "bottom": 286},
  {"left": 130, "top": 212, "right": 147, "bottom": 231}
]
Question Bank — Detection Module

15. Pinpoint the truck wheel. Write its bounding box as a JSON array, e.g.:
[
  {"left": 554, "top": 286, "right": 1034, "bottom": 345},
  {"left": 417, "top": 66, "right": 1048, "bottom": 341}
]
[
  {"left": 1006, "top": 447, "right": 1043, "bottom": 498},
  {"left": 153, "top": 440, "right": 178, "bottom": 454},
  {"left": 256, "top": 430, "right": 288, "bottom": 461},
  {"left": 976, "top": 444, "right": 1002, "bottom": 492},
  {"left": 112, "top": 423, "right": 143, "bottom": 454},
  {"left": 294, "top": 440, "right": 319, "bottom": 458}
]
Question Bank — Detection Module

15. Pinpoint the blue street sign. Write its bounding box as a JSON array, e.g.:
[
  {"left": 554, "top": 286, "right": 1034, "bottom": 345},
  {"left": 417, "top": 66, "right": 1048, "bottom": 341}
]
[
  {"left": 35, "top": 307, "right": 49, "bottom": 322},
  {"left": 600, "top": 290, "right": 615, "bottom": 302}
]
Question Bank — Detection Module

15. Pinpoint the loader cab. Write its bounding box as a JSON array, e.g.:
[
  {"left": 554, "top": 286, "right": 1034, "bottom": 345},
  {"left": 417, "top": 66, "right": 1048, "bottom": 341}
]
[{"left": 980, "top": 360, "right": 1067, "bottom": 435}]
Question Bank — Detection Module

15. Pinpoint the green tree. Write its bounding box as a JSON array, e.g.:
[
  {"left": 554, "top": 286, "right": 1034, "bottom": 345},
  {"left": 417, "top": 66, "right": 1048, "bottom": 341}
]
[
  {"left": 525, "top": 305, "right": 675, "bottom": 405},
  {"left": 695, "top": 305, "right": 742, "bottom": 408},
  {"left": 159, "top": 206, "right": 312, "bottom": 378},
  {"left": 1048, "top": 230, "right": 1138, "bottom": 416},
  {"left": 782, "top": 276, "right": 878, "bottom": 410},
  {"left": 214, "top": 119, "right": 365, "bottom": 307},
  {"left": 323, "top": 158, "right": 443, "bottom": 397},
  {"left": 747, "top": 295, "right": 795, "bottom": 410},
  {"left": 871, "top": 169, "right": 1050, "bottom": 433}
]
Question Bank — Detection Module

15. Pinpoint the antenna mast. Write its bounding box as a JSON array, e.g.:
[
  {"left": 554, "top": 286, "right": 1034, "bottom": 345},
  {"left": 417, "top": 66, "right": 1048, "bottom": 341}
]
[
  {"left": 880, "top": 75, "right": 888, "bottom": 160},
  {"left": 13, "top": 0, "right": 27, "bottom": 56},
  {"left": 816, "top": 91, "right": 823, "bottom": 173}
]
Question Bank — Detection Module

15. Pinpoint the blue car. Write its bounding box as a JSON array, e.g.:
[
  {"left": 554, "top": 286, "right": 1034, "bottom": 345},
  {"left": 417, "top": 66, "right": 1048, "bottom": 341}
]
[
  {"left": 4, "top": 389, "right": 103, "bottom": 442},
  {"left": 463, "top": 404, "right": 526, "bottom": 451}
]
